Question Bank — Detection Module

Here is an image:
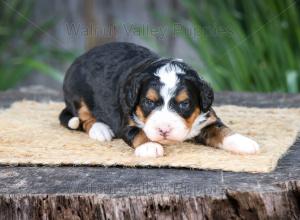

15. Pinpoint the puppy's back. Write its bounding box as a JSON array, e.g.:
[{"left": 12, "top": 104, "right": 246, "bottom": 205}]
[
  {"left": 64, "top": 42, "right": 159, "bottom": 91},
  {"left": 62, "top": 42, "right": 159, "bottom": 136}
]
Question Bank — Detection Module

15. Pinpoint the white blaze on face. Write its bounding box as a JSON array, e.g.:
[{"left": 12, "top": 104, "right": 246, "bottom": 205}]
[
  {"left": 143, "top": 63, "right": 190, "bottom": 144},
  {"left": 155, "top": 63, "right": 184, "bottom": 108}
]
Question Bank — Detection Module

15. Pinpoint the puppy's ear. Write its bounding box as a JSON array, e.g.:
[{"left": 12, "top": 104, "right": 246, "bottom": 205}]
[
  {"left": 124, "top": 73, "right": 144, "bottom": 110},
  {"left": 199, "top": 78, "right": 214, "bottom": 112},
  {"left": 185, "top": 72, "right": 214, "bottom": 113},
  {"left": 122, "top": 73, "right": 152, "bottom": 117},
  {"left": 122, "top": 59, "right": 158, "bottom": 115}
]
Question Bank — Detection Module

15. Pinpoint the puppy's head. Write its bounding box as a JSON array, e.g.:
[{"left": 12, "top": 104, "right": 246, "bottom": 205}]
[{"left": 125, "top": 59, "right": 214, "bottom": 144}]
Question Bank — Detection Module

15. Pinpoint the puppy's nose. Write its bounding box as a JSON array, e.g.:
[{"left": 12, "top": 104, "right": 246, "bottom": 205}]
[{"left": 158, "top": 127, "right": 172, "bottom": 137}]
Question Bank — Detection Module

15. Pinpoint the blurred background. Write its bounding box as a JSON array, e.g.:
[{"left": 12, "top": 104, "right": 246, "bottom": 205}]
[{"left": 0, "top": 0, "right": 299, "bottom": 93}]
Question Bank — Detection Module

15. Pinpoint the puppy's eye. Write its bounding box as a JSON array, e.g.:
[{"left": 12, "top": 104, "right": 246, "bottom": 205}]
[
  {"left": 178, "top": 100, "right": 190, "bottom": 110},
  {"left": 143, "top": 98, "right": 156, "bottom": 108}
]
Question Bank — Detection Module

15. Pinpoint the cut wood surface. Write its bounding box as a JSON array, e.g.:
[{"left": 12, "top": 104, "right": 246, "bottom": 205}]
[{"left": 0, "top": 86, "right": 300, "bottom": 220}]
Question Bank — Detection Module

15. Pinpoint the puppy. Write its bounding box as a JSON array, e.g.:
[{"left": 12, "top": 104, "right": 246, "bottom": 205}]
[{"left": 59, "top": 42, "right": 259, "bottom": 157}]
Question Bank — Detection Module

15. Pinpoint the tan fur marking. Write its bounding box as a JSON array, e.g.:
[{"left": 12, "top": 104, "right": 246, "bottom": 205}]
[
  {"left": 135, "top": 105, "right": 146, "bottom": 123},
  {"left": 128, "top": 119, "right": 136, "bottom": 126},
  {"left": 128, "top": 118, "right": 149, "bottom": 148},
  {"left": 175, "top": 89, "right": 189, "bottom": 103},
  {"left": 78, "top": 101, "right": 96, "bottom": 133},
  {"left": 205, "top": 126, "right": 233, "bottom": 148},
  {"left": 132, "top": 130, "right": 149, "bottom": 148},
  {"left": 201, "top": 109, "right": 233, "bottom": 148},
  {"left": 146, "top": 88, "right": 159, "bottom": 101},
  {"left": 185, "top": 107, "right": 201, "bottom": 128}
]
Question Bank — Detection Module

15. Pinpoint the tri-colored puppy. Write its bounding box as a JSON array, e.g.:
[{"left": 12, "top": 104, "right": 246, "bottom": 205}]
[{"left": 59, "top": 42, "right": 259, "bottom": 157}]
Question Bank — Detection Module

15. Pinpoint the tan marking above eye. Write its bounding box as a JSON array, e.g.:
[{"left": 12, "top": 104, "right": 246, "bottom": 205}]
[
  {"left": 146, "top": 88, "right": 159, "bottom": 101},
  {"left": 175, "top": 89, "right": 189, "bottom": 103}
]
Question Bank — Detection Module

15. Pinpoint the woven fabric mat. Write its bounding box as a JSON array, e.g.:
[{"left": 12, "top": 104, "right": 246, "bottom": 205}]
[{"left": 0, "top": 101, "right": 299, "bottom": 173}]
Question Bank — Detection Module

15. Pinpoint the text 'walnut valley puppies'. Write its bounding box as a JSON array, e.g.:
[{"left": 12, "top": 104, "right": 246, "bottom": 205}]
[{"left": 59, "top": 42, "right": 259, "bottom": 157}]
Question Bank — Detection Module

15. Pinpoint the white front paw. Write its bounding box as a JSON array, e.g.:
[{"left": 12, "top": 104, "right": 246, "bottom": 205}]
[
  {"left": 134, "top": 142, "right": 164, "bottom": 157},
  {"left": 68, "top": 117, "right": 80, "bottom": 130},
  {"left": 221, "top": 134, "right": 260, "bottom": 154},
  {"left": 89, "top": 122, "right": 114, "bottom": 141}
]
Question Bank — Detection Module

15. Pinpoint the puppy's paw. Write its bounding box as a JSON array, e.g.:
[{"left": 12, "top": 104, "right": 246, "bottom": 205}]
[
  {"left": 68, "top": 117, "right": 80, "bottom": 130},
  {"left": 89, "top": 122, "right": 114, "bottom": 142},
  {"left": 135, "top": 142, "right": 164, "bottom": 157},
  {"left": 221, "top": 134, "right": 260, "bottom": 154}
]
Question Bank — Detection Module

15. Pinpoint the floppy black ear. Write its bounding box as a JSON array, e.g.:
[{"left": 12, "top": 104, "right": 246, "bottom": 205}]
[
  {"left": 122, "top": 58, "right": 158, "bottom": 115},
  {"left": 121, "top": 70, "right": 152, "bottom": 117},
  {"left": 198, "top": 78, "right": 214, "bottom": 112},
  {"left": 124, "top": 72, "right": 145, "bottom": 111},
  {"left": 185, "top": 72, "right": 214, "bottom": 113}
]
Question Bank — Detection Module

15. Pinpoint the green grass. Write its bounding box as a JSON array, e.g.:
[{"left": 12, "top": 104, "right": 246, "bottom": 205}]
[
  {"left": 150, "top": 0, "right": 300, "bottom": 93},
  {"left": 0, "top": 0, "right": 77, "bottom": 91}
]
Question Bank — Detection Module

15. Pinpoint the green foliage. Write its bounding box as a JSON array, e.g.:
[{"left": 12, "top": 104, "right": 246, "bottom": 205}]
[
  {"left": 177, "top": 0, "right": 300, "bottom": 93},
  {"left": 0, "top": 0, "right": 77, "bottom": 91}
]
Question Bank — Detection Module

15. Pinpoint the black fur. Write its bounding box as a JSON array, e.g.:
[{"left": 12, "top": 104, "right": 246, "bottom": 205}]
[
  {"left": 59, "top": 108, "right": 75, "bottom": 130},
  {"left": 122, "top": 126, "right": 142, "bottom": 146},
  {"left": 61, "top": 42, "right": 159, "bottom": 136}
]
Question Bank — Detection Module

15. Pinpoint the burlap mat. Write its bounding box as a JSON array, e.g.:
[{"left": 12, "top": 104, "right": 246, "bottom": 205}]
[{"left": 0, "top": 101, "right": 299, "bottom": 173}]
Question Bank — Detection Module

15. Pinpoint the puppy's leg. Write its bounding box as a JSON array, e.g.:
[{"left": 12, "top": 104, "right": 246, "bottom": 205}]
[
  {"left": 87, "top": 122, "right": 114, "bottom": 141},
  {"left": 59, "top": 107, "right": 80, "bottom": 130},
  {"left": 78, "top": 101, "right": 114, "bottom": 141},
  {"left": 122, "top": 126, "right": 164, "bottom": 157},
  {"left": 59, "top": 99, "right": 81, "bottom": 130},
  {"left": 194, "top": 110, "right": 260, "bottom": 154}
]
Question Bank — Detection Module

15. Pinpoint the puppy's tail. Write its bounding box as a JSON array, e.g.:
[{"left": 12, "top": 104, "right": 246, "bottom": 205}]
[{"left": 59, "top": 107, "right": 81, "bottom": 130}]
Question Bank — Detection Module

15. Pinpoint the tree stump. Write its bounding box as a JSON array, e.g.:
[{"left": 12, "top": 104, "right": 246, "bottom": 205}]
[{"left": 0, "top": 86, "right": 299, "bottom": 220}]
